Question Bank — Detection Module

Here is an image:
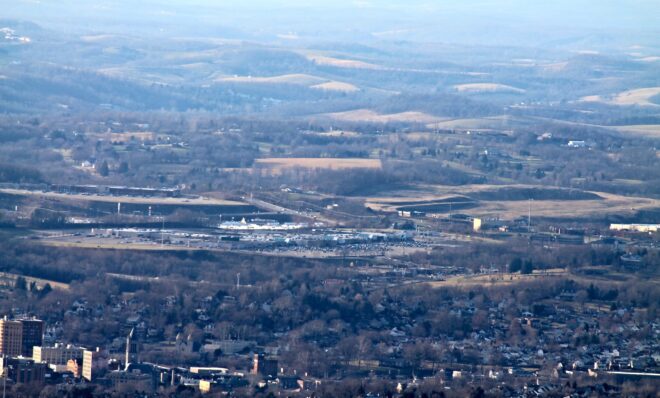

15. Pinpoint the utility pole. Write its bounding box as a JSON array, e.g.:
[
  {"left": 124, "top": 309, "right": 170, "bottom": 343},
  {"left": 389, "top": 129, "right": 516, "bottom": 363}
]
[
  {"left": 236, "top": 273, "right": 240, "bottom": 290},
  {"left": 528, "top": 199, "right": 532, "bottom": 233}
]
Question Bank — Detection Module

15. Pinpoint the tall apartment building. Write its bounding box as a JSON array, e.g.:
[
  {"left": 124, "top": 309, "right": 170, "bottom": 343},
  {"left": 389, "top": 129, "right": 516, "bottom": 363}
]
[
  {"left": 20, "top": 319, "right": 44, "bottom": 357},
  {"left": 251, "top": 354, "right": 278, "bottom": 377},
  {"left": 83, "top": 347, "right": 109, "bottom": 382},
  {"left": 0, "top": 317, "right": 44, "bottom": 357},
  {"left": 0, "top": 319, "right": 23, "bottom": 357}
]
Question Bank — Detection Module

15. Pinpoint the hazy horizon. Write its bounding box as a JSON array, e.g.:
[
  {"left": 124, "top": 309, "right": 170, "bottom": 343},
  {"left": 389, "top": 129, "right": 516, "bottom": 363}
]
[{"left": 3, "top": 0, "right": 659, "bottom": 48}]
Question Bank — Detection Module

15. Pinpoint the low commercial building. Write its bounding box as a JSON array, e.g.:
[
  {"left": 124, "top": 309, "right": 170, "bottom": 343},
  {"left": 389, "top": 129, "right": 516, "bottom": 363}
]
[
  {"left": 107, "top": 370, "right": 154, "bottom": 393},
  {"left": 610, "top": 224, "right": 660, "bottom": 233},
  {"left": 0, "top": 356, "right": 48, "bottom": 384}
]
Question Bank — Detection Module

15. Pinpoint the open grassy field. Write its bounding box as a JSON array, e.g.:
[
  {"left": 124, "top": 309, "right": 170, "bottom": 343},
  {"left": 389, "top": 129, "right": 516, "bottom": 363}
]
[
  {"left": 474, "top": 191, "right": 659, "bottom": 220},
  {"left": 581, "top": 87, "right": 660, "bottom": 107},
  {"left": 611, "top": 124, "right": 660, "bottom": 138},
  {"left": 426, "top": 115, "right": 518, "bottom": 132},
  {"left": 364, "top": 184, "right": 660, "bottom": 219},
  {"left": 426, "top": 267, "right": 658, "bottom": 289},
  {"left": 428, "top": 269, "right": 568, "bottom": 287},
  {"left": 39, "top": 239, "right": 203, "bottom": 252},
  {"left": 454, "top": 83, "right": 525, "bottom": 94},
  {"left": 0, "top": 188, "right": 246, "bottom": 206},
  {"left": 326, "top": 109, "right": 444, "bottom": 124},
  {"left": 255, "top": 157, "right": 382, "bottom": 174}
]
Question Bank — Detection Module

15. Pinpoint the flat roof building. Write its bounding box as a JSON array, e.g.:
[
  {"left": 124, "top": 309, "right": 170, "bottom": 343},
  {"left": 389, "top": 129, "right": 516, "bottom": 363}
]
[
  {"left": 0, "top": 317, "right": 43, "bottom": 357},
  {"left": 33, "top": 343, "right": 85, "bottom": 371}
]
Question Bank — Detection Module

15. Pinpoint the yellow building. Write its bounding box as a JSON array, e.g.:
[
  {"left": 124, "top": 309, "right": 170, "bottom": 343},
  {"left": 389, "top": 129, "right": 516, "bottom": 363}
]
[{"left": 33, "top": 344, "right": 85, "bottom": 372}]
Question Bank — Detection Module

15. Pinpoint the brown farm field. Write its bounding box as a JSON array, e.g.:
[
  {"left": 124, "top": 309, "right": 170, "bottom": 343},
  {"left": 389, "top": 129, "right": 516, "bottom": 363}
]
[{"left": 255, "top": 158, "right": 382, "bottom": 174}]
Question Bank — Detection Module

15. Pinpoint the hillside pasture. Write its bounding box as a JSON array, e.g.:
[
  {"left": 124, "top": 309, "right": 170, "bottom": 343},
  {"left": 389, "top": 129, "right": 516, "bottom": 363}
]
[{"left": 581, "top": 87, "right": 660, "bottom": 107}]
